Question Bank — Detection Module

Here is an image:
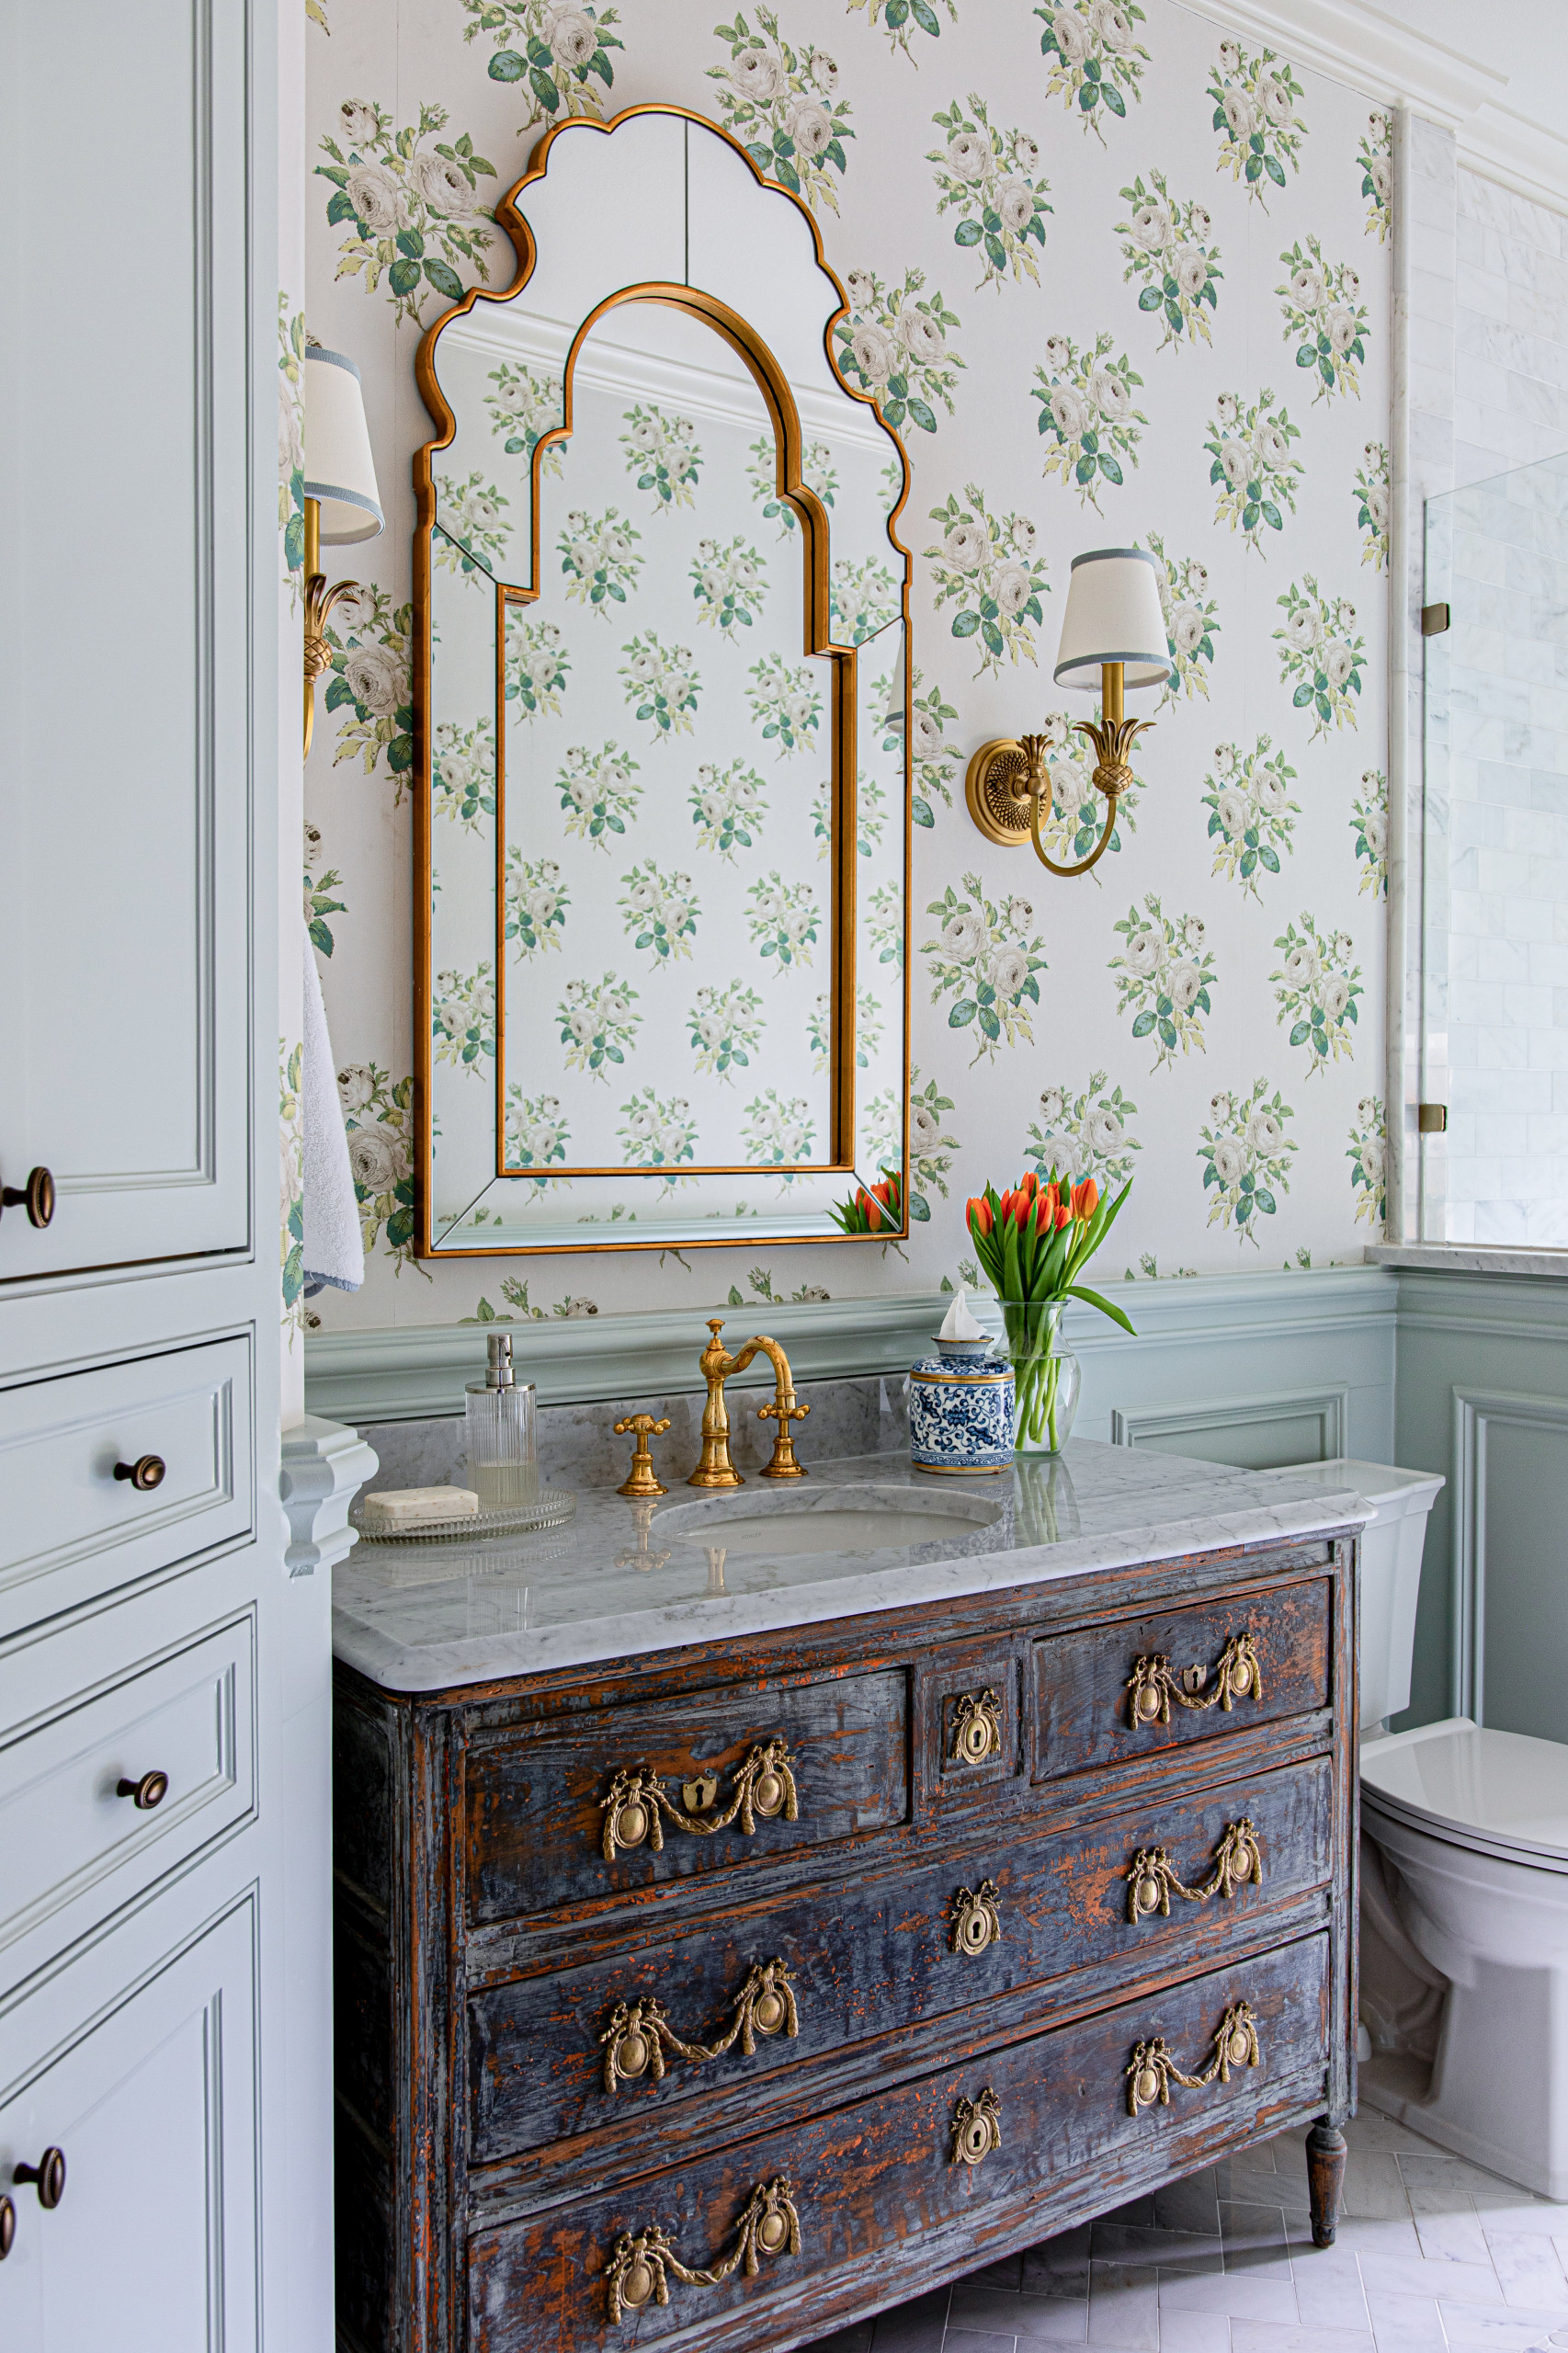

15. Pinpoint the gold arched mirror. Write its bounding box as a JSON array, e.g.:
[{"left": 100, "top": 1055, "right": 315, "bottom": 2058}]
[{"left": 413, "top": 106, "right": 911, "bottom": 1259}]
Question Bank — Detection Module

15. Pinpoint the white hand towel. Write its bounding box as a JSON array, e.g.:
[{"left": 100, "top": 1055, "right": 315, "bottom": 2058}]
[{"left": 301, "top": 926, "right": 365, "bottom": 1297}]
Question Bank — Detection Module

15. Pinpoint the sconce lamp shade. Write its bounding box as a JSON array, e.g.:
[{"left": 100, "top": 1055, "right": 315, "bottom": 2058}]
[
  {"left": 303, "top": 346, "right": 383, "bottom": 545},
  {"left": 1052, "top": 547, "right": 1170, "bottom": 691}
]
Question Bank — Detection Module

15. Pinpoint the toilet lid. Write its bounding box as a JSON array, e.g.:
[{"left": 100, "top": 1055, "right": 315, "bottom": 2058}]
[{"left": 1362, "top": 1719, "right": 1568, "bottom": 1866}]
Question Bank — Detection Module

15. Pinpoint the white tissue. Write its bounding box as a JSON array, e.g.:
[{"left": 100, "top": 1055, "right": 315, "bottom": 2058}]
[{"left": 938, "top": 1286, "right": 985, "bottom": 1342}]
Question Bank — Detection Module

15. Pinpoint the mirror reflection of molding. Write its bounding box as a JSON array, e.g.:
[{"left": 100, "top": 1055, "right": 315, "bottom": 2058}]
[{"left": 413, "top": 108, "right": 912, "bottom": 1260}]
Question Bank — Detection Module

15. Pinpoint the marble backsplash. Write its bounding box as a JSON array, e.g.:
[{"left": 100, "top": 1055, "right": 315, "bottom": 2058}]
[{"left": 358, "top": 1371, "right": 912, "bottom": 1498}]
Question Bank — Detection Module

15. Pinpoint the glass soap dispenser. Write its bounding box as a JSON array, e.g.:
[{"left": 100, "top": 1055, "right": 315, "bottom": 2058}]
[{"left": 464, "top": 1333, "right": 539, "bottom": 1511}]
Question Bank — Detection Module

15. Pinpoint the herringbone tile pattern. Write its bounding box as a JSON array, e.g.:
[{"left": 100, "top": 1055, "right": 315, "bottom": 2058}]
[{"left": 801, "top": 2112, "right": 1568, "bottom": 2353}]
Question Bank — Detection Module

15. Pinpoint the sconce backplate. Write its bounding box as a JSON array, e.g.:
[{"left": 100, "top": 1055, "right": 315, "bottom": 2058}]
[{"left": 965, "top": 739, "right": 1036, "bottom": 849}]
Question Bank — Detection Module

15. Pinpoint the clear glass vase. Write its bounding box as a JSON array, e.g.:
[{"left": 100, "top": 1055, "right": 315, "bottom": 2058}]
[{"left": 1001, "top": 1301, "right": 1080, "bottom": 1456}]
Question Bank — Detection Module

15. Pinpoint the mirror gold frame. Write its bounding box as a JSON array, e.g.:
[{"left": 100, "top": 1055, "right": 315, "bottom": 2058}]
[{"left": 410, "top": 105, "right": 912, "bottom": 1259}]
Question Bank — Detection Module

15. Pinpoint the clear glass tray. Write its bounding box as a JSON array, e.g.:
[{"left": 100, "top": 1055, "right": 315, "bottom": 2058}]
[{"left": 349, "top": 1488, "right": 576, "bottom": 1544}]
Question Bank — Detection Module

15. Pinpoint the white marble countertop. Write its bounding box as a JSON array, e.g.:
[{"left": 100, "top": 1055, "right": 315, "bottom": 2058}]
[{"left": 331, "top": 1440, "right": 1371, "bottom": 1694}]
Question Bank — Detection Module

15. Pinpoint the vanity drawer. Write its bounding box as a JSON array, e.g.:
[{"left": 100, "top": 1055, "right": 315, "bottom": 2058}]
[
  {"left": 466, "top": 1756, "right": 1333, "bottom": 2165},
  {"left": 0, "top": 1334, "right": 253, "bottom": 1633},
  {"left": 468, "top": 1930, "right": 1332, "bottom": 2351},
  {"left": 1033, "top": 1576, "right": 1333, "bottom": 1784},
  {"left": 464, "top": 1666, "right": 908, "bottom": 1926},
  {"left": 0, "top": 1597, "right": 255, "bottom": 1975}
]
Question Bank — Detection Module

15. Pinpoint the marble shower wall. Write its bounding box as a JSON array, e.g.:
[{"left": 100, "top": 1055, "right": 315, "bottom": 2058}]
[{"left": 302, "top": 0, "right": 1392, "bottom": 1330}]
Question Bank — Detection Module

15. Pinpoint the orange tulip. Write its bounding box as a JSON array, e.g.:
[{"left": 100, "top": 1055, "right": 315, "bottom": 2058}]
[
  {"left": 969, "top": 1196, "right": 993, "bottom": 1235},
  {"left": 1054, "top": 1203, "right": 1071, "bottom": 1229},
  {"left": 1019, "top": 1169, "right": 1038, "bottom": 1200},
  {"left": 1034, "top": 1193, "right": 1054, "bottom": 1233},
  {"left": 1072, "top": 1176, "right": 1099, "bottom": 1220}
]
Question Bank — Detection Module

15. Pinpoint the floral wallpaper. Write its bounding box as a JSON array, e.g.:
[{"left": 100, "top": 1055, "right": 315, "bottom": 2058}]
[{"left": 303, "top": 0, "right": 1390, "bottom": 1331}]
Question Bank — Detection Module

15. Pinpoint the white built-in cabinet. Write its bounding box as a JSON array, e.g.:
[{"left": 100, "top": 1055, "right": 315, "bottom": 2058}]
[{"left": 0, "top": 4, "right": 328, "bottom": 2349}]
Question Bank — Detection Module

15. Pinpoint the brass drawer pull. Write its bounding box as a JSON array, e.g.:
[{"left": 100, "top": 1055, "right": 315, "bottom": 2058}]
[
  {"left": 1125, "top": 1632, "right": 1262, "bottom": 1728},
  {"left": 0, "top": 2195, "right": 14, "bottom": 2259},
  {"left": 1125, "top": 1999, "right": 1260, "bottom": 2116},
  {"left": 950, "top": 1879, "right": 1003, "bottom": 1957},
  {"left": 117, "top": 1768, "right": 170, "bottom": 1812},
  {"left": 605, "top": 2176, "right": 801, "bottom": 2323},
  {"left": 1, "top": 1166, "right": 54, "bottom": 1228},
  {"left": 113, "top": 1454, "right": 166, "bottom": 1493},
  {"left": 950, "top": 2086, "right": 1003, "bottom": 2167},
  {"left": 1126, "top": 1818, "right": 1263, "bottom": 1923},
  {"left": 949, "top": 1688, "right": 1003, "bottom": 1766},
  {"left": 600, "top": 1958, "right": 799, "bottom": 2093},
  {"left": 13, "top": 2148, "right": 66, "bottom": 2210},
  {"left": 599, "top": 1741, "right": 798, "bottom": 1862}
]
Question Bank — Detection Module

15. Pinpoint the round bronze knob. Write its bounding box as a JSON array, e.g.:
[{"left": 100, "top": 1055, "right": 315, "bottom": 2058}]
[
  {"left": 757, "top": 2209, "right": 789, "bottom": 2254},
  {"left": 620, "top": 2257, "right": 654, "bottom": 2309},
  {"left": 613, "top": 1801, "right": 648, "bottom": 1849},
  {"left": 617, "top": 2029, "right": 650, "bottom": 2077},
  {"left": 1, "top": 1167, "right": 55, "bottom": 1229},
  {"left": 117, "top": 1769, "right": 169, "bottom": 1812},
  {"left": 1134, "top": 2066, "right": 1160, "bottom": 2106},
  {"left": 14, "top": 2148, "right": 65, "bottom": 2210},
  {"left": 1136, "top": 1876, "right": 1161, "bottom": 1914},
  {"left": 0, "top": 2195, "right": 15, "bottom": 2259},
  {"left": 753, "top": 1990, "right": 785, "bottom": 2036},
  {"left": 752, "top": 1769, "right": 784, "bottom": 1818},
  {"left": 114, "top": 1455, "right": 166, "bottom": 1492}
]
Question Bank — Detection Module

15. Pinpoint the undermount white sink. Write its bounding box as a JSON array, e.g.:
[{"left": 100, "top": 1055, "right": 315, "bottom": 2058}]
[{"left": 657, "top": 1483, "right": 1004, "bottom": 1560}]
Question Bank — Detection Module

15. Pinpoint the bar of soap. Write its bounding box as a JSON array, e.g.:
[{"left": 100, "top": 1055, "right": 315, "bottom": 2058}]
[{"left": 362, "top": 1485, "right": 479, "bottom": 1529}]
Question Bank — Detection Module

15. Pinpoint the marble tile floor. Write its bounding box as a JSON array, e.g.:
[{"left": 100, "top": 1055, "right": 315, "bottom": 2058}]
[{"left": 799, "top": 2110, "right": 1568, "bottom": 2353}]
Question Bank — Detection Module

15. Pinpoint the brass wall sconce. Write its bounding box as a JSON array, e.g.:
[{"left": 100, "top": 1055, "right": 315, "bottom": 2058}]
[
  {"left": 965, "top": 546, "right": 1171, "bottom": 878},
  {"left": 301, "top": 343, "right": 384, "bottom": 757}
]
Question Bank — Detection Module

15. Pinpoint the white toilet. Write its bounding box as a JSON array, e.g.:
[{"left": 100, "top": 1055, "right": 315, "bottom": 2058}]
[{"left": 1279, "top": 1457, "right": 1568, "bottom": 2199}]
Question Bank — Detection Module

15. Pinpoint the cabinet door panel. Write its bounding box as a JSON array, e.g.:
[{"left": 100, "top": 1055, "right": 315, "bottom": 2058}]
[
  {"left": 0, "top": 0, "right": 251, "bottom": 1276},
  {"left": 0, "top": 1901, "right": 258, "bottom": 2352}
]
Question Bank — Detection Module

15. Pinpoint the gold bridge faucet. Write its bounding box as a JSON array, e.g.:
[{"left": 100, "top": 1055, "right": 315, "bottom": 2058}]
[{"left": 687, "top": 1320, "right": 810, "bottom": 1489}]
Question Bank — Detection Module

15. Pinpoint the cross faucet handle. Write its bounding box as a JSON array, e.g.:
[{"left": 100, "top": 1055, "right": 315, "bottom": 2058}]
[
  {"left": 614, "top": 1415, "right": 673, "bottom": 1498},
  {"left": 756, "top": 1395, "right": 810, "bottom": 1427},
  {"left": 756, "top": 1392, "right": 810, "bottom": 1481}
]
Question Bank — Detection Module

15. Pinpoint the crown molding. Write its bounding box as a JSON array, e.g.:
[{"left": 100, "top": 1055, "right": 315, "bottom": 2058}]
[{"left": 1176, "top": 0, "right": 1568, "bottom": 215}]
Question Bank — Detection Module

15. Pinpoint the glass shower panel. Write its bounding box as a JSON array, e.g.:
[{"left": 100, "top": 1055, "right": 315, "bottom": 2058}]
[{"left": 1423, "top": 452, "right": 1568, "bottom": 1245}]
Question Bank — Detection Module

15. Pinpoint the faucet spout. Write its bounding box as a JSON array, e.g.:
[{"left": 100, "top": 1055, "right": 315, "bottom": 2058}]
[{"left": 686, "top": 1321, "right": 810, "bottom": 1488}]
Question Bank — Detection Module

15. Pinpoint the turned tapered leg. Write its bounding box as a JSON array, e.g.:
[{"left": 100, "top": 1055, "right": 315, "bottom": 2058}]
[{"left": 1306, "top": 2119, "right": 1348, "bottom": 2248}]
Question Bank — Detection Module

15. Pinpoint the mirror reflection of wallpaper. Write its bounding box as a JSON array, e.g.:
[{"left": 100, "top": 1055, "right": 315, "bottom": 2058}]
[
  {"left": 306, "top": 4, "right": 1392, "bottom": 1324},
  {"left": 500, "top": 309, "right": 834, "bottom": 1178}
]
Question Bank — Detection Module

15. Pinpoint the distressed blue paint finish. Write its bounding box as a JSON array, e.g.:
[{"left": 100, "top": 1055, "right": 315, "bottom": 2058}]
[{"left": 907, "top": 1342, "right": 1014, "bottom": 1472}]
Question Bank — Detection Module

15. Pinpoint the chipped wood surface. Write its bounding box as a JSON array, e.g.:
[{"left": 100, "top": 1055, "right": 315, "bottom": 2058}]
[{"left": 333, "top": 1528, "right": 1358, "bottom": 2353}]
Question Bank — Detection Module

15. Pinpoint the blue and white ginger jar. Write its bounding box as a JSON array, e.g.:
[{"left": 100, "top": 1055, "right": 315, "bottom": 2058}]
[{"left": 908, "top": 1337, "right": 1014, "bottom": 1473}]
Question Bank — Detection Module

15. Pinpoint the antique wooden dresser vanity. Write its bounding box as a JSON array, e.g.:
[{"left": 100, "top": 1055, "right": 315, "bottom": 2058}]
[{"left": 333, "top": 1486, "right": 1359, "bottom": 2353}]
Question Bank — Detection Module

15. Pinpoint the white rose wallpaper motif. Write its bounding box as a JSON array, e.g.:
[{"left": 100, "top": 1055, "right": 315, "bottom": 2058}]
[{"left": 302, "top": 0, "right": 1389, "bottom": 1326}]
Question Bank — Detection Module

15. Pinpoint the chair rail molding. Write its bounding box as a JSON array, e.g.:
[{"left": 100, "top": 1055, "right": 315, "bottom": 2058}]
[
  {"left": 304, "top": 1266, "right": 1398, "bottom": 1427},
  {"left": 1448, "top": 1386, "right": 1568, "bottom": 1723}
]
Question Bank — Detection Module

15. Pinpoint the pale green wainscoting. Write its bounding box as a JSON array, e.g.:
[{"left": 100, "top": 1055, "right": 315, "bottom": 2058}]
[
  {"left": 303, "top": 1263, "right": 1568, "bottom": 1741},
  {"left": 1391, "top": 1268, "right": 1568, "bottom": 1741}
]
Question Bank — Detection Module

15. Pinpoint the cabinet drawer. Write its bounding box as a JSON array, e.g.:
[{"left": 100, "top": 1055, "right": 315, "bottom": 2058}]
[
  {"left": 468, "top": 1756, "right": 1333, "bottom": 2165},
  {"left": 1034, "top": 1577, "right": 1332, "bottom": 1783},
  {"left": 0, "top": 1336, "right": 253, "bottom": 1632},
  {"left": 0, "top": 1600, "right": 255, "bottom": 1976},
  {"left": 469, "top": 1932, "right": 1331, "bottom": 2351},
  {"left": 465, "top": 1668, "right": 908, "bottom": 1927}
]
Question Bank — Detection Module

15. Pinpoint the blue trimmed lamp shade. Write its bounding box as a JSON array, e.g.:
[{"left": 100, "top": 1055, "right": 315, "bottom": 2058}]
[
  {"left": 303, "top": 346, "right": 384, "bottom": 545},
  {"left": 1052, "top": 547, "right": 1170, "bottom": 691}
]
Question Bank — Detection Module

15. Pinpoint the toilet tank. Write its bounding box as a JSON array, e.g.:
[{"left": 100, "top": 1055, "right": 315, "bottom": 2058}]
[{"left": 1269, "top": 1460, "right": 1445, "bottom": 1732}]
